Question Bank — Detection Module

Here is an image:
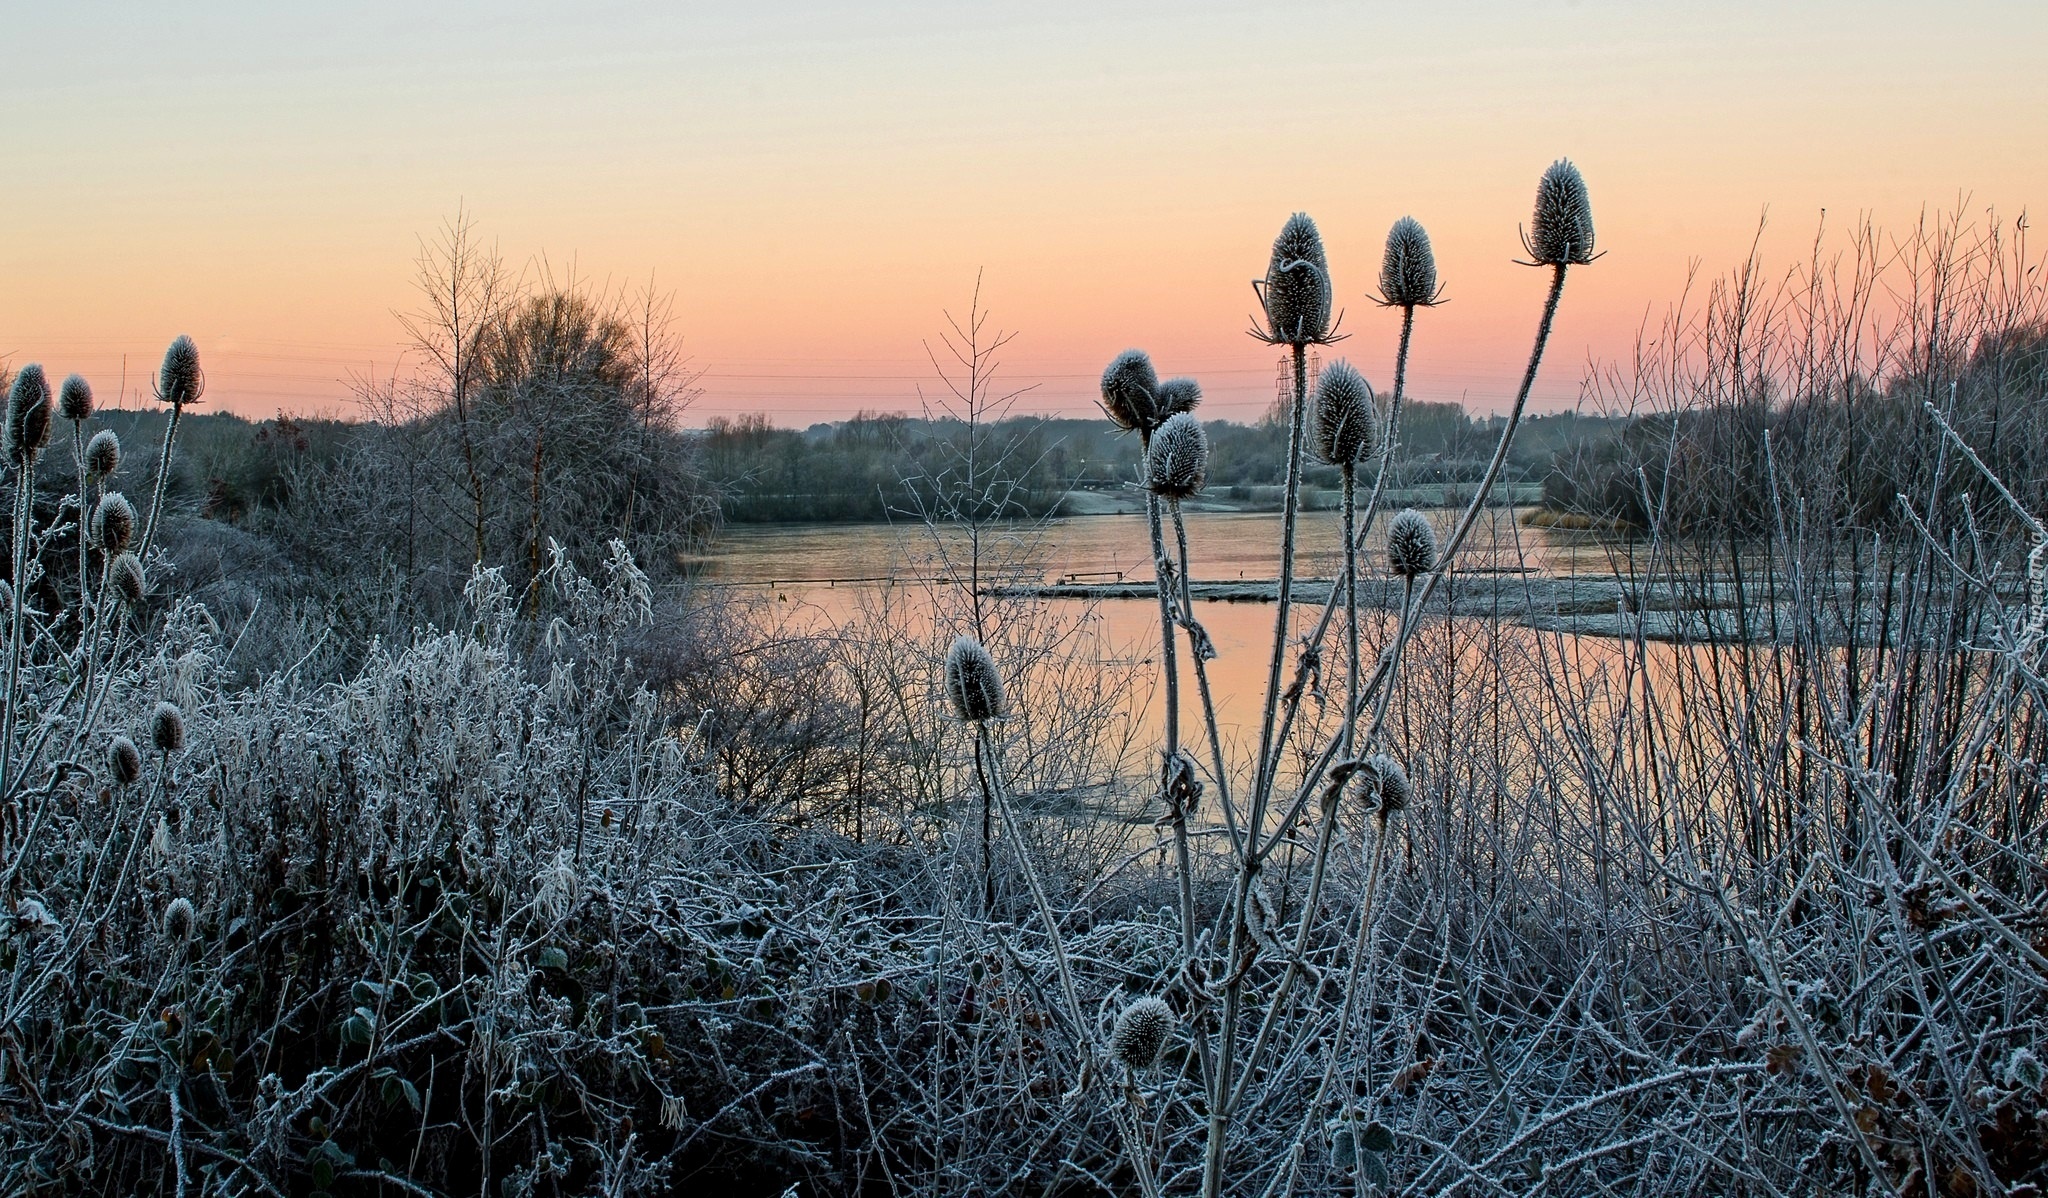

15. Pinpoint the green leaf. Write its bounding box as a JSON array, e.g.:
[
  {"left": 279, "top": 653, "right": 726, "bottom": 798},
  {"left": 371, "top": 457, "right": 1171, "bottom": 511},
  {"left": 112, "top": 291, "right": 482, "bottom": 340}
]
[
  {"left": 538, "top": 947, "right": 570, "bottom": 972},
  {"left": 1359, "top": 1120, "right": 1395, "bottom": 1153},
  {"left": 311, "top": 1157, "right": 334, "bottom": 1190},
  {"left": 1360, "top": 1149, "right": 1390, "bottom": 1190}
]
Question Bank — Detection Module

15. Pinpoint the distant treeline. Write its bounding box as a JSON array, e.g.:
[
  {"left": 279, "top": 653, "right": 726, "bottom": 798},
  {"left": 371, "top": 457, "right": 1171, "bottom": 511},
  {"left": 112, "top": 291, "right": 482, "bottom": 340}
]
[{"left": 704, "top": 403, "right": 1620, "bottom": 523}]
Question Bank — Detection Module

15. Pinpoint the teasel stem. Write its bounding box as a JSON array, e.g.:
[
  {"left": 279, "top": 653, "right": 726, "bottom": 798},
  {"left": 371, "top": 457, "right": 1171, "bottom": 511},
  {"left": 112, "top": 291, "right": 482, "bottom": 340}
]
[
  {"left": 139, "top": 402, "right": 184, "bottom": 562},
  {"left": 72, "top": 421, "right": 90, "bottom": 629},
  {"left": 1257, "top": 261, "right": 1571, "bottom": 868},
  {"left": 1168, "top": 500, "right": 1239, "bottom": 853},
  {"left": 2, "top": 449, "right": 38, "bottom": 796},
  {"left": 1205, "top": 341, "right": 1309, "bottom": 1198},
  {"left": 1143, "top": 479, "right": 1196, "bottom": 958},
  {"left": 1264, "top": 303, "right": 1415, "bottom": 795}
]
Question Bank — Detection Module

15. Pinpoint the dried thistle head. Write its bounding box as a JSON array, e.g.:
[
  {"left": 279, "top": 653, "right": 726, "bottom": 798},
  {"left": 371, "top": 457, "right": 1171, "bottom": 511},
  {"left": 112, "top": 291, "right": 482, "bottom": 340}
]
[
  {"left": 6, "top": 363, "right": 52, "bottom": 463},
  {"left": 1111, "top": 996, "right": 1173, "bottom": 1070},
  {"left": 1525, "top": 159, "right": 1596, "bottom": 266},
  {"left": 1387, "top": 508, "right": 1438, "bottom": 578},
  {"left": 1378, "top": 216, "right": 1442, "bottom": 307},
  {"left": 1100, "top": 350, "right": 1161, "bottom": 433},
  {"left": 59, "top": 373, "right": 94, "bottom": 421},
  {"left": 156, "top": 335, "right": 203, "bottom": 406},
  {"left": 1311, "top": 360, "right": 1378, "bottom": 467},
  {"left": 1355, "top": 753, "right": 1413, "bottom": 816},
  {"left": 151, "top": 701, "right": 185, "bottom": 754},
  {"left": 944, "top": 635, "right": 1005, "bottom": 723},
  {"left": 93, "top": 492, "right": 136, "bottom": 553},
  {"left": 1145, "top": 413, "right": 1209, "bottom": 500},
  {"left": 110, "top": 552, "right": 147, "bottom": 609},
  {"left": 1262, "top": 212, "right": 1333, "bottom": 345},
  {"left": 86, "top": 429, "right": 120, "bottom": 478},
  {"left": 108, "top": 735, "right": 143, "bottom": 786},
  {"left": 163, "top": 896, "right": 195, "bottom": 943},
  {"left": 1156, "top": 377, "right": 1202, "bottom": 419}
]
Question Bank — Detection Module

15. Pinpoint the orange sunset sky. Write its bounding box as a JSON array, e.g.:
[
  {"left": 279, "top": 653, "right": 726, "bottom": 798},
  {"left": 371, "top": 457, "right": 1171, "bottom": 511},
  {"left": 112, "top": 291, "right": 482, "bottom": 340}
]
[{"left": 6, "top": 1, "right": 2045, "bottom": 427}]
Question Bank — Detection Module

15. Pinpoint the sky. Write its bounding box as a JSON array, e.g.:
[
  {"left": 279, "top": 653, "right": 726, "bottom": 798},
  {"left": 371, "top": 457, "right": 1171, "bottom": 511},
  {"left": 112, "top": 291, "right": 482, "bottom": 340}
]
[{"left": 4, "top": 1, "right": 2045, "bottom": 427}]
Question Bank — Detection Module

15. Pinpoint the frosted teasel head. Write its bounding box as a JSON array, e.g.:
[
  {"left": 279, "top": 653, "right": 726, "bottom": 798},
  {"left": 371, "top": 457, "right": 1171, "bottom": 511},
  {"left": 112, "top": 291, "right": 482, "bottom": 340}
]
[
  {"left": 110, "top": 552, "right": 146, "bottom": 610},
  {"left": 1354, "top": 753, "right": 1413, "bottom": 816},
  {"left": 108, "top": 735, "right": 143, "bottom": 786},
  {"left": 151, "top": 701, "right": 186, "bottom": 754},
  {"left": 1311, "top": 360, "right": 1378, "bottom": 467},
  {"left": 163, "top": 896, "right": 195, "bottom": 944},
  {"left": 6, "top": 363, "right": 52, "bottom": 463},
  {"left": 1111, "top": 995, "right": 1173, "bottom": 1071},
  {"left": 1387, "top": 508, "right": 1437, "bottom": 578},
  {"left": 1378, "top": 216, "right": 1443, "bottom": 307},
  {"left": 59, "top": 373, "right": 94, "bottom": 421},
  {"left": 86, "top": 429, "right": 120, "bottom": 478},
  {"left": 1524, "top": 159, "right": 1596, "bottom": 266},
  {"left": 155, "top": 335, "right": 204, "bottom": 406},
  {"left": 1260, "top": 212, "right": 1333, "bottom": 344},
  {"left": 944, "top": 635, "right": 1006, "bottom": 723},
  {"left": 1156, "top": 377, "right": 1202, "bottom": 419},
  {"left": 1144, "top": 413, "right": 1209, "bottom": 500},
  {"left": 93, "top": 492, "right": 136, "bottom": 552},
  {"left": 1100, "top": 349, "right": 1161, "bottom": 433}
]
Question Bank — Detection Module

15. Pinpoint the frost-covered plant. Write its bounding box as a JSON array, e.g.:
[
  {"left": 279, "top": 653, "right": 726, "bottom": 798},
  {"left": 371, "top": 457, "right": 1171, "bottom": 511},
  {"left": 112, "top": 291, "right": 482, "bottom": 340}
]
[
  {"left": 1101, "top": 348, "right": 1162, "bottom": 433},
  {"left": 1311, "top": 360, "right": 1378, "bottom": 468},
  {"left": 1112, "top": 996, "right": 1173, "bottom": 1071},
  {"left": 1386, "top": 508, "right": 1438, "bottom": 578},
  {"left": 1144, "top": 413, "right": 1209, "bottom": 499},
  {"left": 944, "top": 634, "right": 1005, "bottom": 723}
]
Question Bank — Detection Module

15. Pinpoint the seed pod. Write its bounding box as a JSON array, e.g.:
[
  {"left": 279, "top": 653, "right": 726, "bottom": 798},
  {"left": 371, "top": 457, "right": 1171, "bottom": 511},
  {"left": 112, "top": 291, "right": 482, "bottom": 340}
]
[
  {"left": 1355, "top": 753, "right": 1413, "bottom": 816},
  {"left": 6, "top": 363, "right": 51, "bottom": 462},
  {"left": 108, "top": 735, "right": 143, "bottom": 786},
  {"left": 86, "top": 429, "right": 120, "bottom": 477},
  {"left": 944, "top": 635, "right": 1005, "bottom": 723},
  {"left": 164, "top": 896, "right": 195, "bottom": 943},
  {"left": 1387, "top": 509, "right": 1438, "bottom": 578},
  {"left": 1378, "top": 216, "right": 1441, "bottom": 307},
  {"left": 93, "top": 492, "right": 136, "bottom": 552},
  {"left": 151, "top": 700, "right": 185, "bottom": 754},
  {"left": 1262, "top": 212, "right": 1332, "bottom": 344},
  {"left": 59, "top": 372, "right": 94, "bottom": 421},
  {"left": 1526, "top": 159, "right": 1596, "bottom": 266},
  {"left": 1111, "top": 996, "right": 1173, "bottom": 1070},
  {"left": 1311, "top": 361, "right": 1378, "bottom": 467},
  {"left": 1100, "top": 350, "right": 1160, "bottom": 433},
  {"left": 110, "top": 552, "right": 146, "bottom": 608},
  {"left": 1144, "top": 413, "right": 1209, "bottom": 500},
  {"left": 1156, "top": 377, "right": 1202, "bottom": 419},
  {"left": 156, "top": 335, "right": 203, "bottom": 406}
]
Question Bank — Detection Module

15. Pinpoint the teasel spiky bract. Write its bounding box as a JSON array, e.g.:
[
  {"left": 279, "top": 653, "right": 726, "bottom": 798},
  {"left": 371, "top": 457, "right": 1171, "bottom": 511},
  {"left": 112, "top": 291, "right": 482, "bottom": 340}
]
[
  {"left": 1387, "top": 508, "right": 1438, "bottom": 578},
  {"left": 1377, "top": 216, "right": 1443, "bottom": 308},
  {"left": 1145, "top": 413, "right": 1209, "bottom": 500},
  {"left": 944, "top": 635, "right": 1006, "bottom": 723},
  {"left": 1311, "top": 360, "right": 1378, "bottom": 467},
  {"left": 1260, "top": 212, "right": 1333, "bottom": 345},
  {"left": 1100, "top": 349, "right": 1161, "bottom": 433},
  {"left": 1111, "top": 995, "right": 1173, "bottom": 1070},
  {"left": 1525, "top": 158, "right": 1597, "bottom": 267}
]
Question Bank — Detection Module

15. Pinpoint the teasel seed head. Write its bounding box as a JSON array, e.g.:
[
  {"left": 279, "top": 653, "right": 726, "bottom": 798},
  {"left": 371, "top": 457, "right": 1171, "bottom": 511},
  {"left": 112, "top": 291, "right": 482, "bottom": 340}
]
[
  {"left": 1311, "top": 360, "right": 1378, "bottom": 467},
  {"left": 944, "top": 635, "right": 1006, "bottom": 723},
  {"left": 1387, "top": 508, "right": 1438, "bottom": 578},
  {"left": 1262, "top": 212, "right": 1333, "bottom": 344},
  {"left": 1100, "top": 349, "right": 1161, "bottom": 433},
  {"left": 151, "top": 701, "right": 185, "bottom": 754},
  {"left": 1111, "top": 995, "right": 1173, "bottom": 1070},
  {"left": 86, "top": 429, "right": 121, "bottom": 478},
  {"left": 108, "top": 735, "right": 143, "bottom": 786},
  {"left": 1356, "top": 753, "right": 1413, "bottom": 816},
  {"left": 1378, "top": 216, "right": 1442, "bottom": 307},
  {"left": 1525, "top": 159, "right": 1596, "bottom": 267},
  {"left": 93, "top": 492, "right": 136, "bottom": 552},
  {"left": 59, "top": 373, "right": 94, "bottom": 421},
  {"left": 6, "top": 363, "right": 52, "bottom": 463},
  {"left": 1144, "top": 412, "right": 1209, "bottom": 500},
  {"left": 1156, "top": 377, "right": 1202, "bottom": 419},
  {"left": 163, "top": 896, "right": 195, "bottom": 944},
  {"left": 110, "top": 552, "right": 147, "bottom": 610},
  {"left": 156, "top": 335, "right": 203, "bottom": 406}
]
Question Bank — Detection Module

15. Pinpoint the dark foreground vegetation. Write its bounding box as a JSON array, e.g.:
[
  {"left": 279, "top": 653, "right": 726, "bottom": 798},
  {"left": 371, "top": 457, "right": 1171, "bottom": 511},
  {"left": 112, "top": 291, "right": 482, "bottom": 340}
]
[{"left": 0, "top": 190, "right": 2044, "bottom": 1198}]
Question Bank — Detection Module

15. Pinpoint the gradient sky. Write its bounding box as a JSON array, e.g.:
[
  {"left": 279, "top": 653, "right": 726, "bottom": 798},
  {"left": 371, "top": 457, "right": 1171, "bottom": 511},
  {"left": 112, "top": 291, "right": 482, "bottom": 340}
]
[{"left": 6, "top": 1, "right": 2045, "bottom": 426}]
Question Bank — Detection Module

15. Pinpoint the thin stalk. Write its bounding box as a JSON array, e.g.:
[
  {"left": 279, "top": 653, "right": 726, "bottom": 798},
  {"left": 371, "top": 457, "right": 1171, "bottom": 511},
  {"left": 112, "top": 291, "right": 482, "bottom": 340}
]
[
  {"left": 1248, "top": 342, "right": 1312, "bottom": 839},
  {"left": 1169, "top": 501, "right": 1240, "bottom": 852},
  {"left": 1144, "top": 485, "right": 1196, "bottom": 955},
  {"left": 72, "top": 422, "right": 89, "bottom": 625},
  {"left": 139, "top": 402, "right": 184, "bottom": 562},
  {"left": 2, "top": 451, "right": 39, "bottom": 796}
]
